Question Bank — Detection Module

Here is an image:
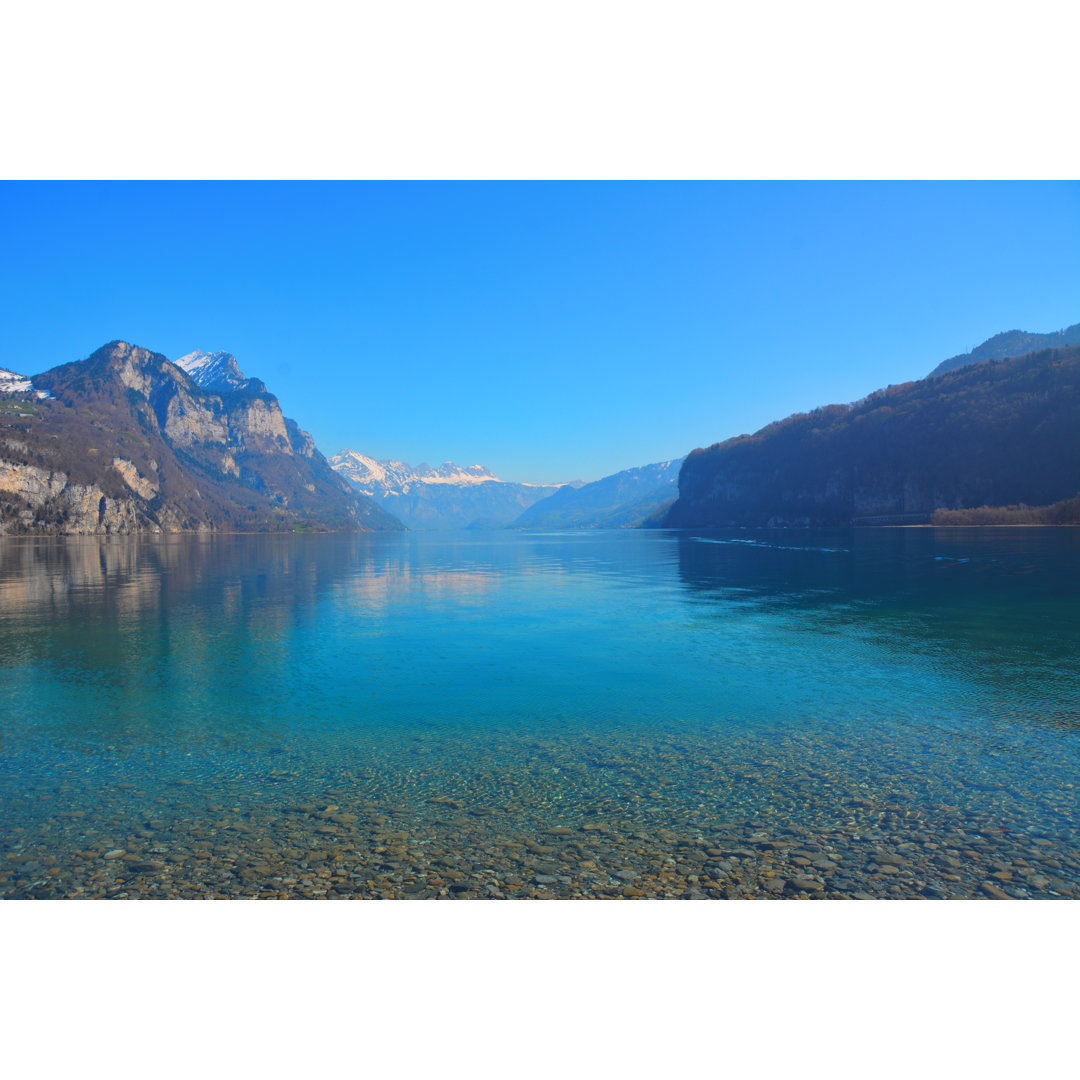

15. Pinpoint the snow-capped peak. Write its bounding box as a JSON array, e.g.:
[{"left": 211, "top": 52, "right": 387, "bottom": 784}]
[
  {"left": 330, "top": 450, "right": 392, "bottom": 487},
  {"left": 175, "top": 350, "right": 223, "bottom": 376},
  {"left": 421, "top": 462, "right": 500, "bottom": 485},
  {"left": 174, "top": 350, "right": 249, "bottom": 392},
  {"left": 328, "top": 450, "right": 501, "bottom": 495}
]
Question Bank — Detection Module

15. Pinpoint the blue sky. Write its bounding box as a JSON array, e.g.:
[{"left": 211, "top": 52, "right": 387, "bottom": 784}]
[{"left": 2, "top": 181, "right": 1077, "bottom": 483}]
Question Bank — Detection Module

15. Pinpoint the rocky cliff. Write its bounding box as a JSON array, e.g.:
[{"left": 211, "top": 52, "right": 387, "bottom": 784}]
[
  {"left": 660, "top": 345, "right": 1080, "bottom": 529},
  {"left": 0, "top": 341, "right": 404, "bottom": 534}
]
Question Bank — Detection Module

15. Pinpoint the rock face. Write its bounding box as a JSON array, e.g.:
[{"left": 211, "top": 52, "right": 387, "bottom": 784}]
[
  {"left": 0, "top": 341, "right": 404, "bottom": 534},
  {"left": 660, "top": 346, "right": 1080, "bottom": 529},
  {"left": 329, "top": 449, "right": 559, "bottom": 530},
  {"left": 0, "top": 460, "right": 143, "bottom": 535},
  {"left": 510, "top": 458, "right": 683, "bottom": 529},
  {"left": 0, "top": 460, "right": 152, "bottom": 534}
]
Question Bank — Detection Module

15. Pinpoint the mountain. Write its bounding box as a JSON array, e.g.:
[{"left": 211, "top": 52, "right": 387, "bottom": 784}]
[
  {"left": 174, "top": 349, "right": 258, "bottom": 393},
  {"left": 0, "top": 341, "right": 404, "bottom": 535},
  {"left": 660, "top": 345, "right": 1080, "bottom": 529},
  {"left": 329, "top": 449, "right": 559, "bottom": 529},
  {"left": 509, "top": 458, "right": 683, "bottom": 529},
  {"left": 928, "top": 322, "right": 1080, "bottom": 377}
]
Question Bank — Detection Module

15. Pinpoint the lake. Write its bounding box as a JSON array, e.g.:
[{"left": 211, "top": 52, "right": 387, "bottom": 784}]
[{"left": 1, "top": 527, "right": 1078, "bottom": 899}]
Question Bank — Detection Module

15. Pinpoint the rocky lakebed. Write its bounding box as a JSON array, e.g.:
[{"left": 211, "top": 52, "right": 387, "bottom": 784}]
[{"left": 3, "top": 719, "right": 1076, "bottom": 900}]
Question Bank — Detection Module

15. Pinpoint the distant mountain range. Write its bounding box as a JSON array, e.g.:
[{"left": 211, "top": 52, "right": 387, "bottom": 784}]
[
  {"left": 928, "top": 322, "right": 1080, "bottom": 377},
  {"left": 0, "top": 342, "right": 404, "bottom": 535},
  {"left": 661, "top": 342, "right": 1080, "bottom": 528},
  {"left": 509, "top": 458, "right": 683, "bottom": 529},
  {"left": 329, "top": 449, "right": 558, "bottom": 529},
  {"left": 330, "top": 448, "right": 684, "bottom": 532},
  {"left": 332, "top": 451, "right": 502, "bottom": 492}
]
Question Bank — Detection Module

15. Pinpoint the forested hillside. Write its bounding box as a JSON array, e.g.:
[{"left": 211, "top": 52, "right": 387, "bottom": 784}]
[{"left": 661, "top": 346, "right": 1080, "bottom": 528}]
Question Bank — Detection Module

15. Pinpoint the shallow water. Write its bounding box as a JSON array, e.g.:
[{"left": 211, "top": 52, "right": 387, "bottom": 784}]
[{"left": 1, "top": 528, "right": 1078, "bottom": 899}]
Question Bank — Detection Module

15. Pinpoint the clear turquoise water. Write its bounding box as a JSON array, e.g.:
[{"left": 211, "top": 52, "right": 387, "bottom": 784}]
[{"left": 2, "top": 528, "right": 1078, "bottom": 899}]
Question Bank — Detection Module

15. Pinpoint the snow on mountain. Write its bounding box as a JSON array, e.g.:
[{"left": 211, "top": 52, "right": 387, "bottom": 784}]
[
  {"left": 0, "top": 367, "right": 49, "bottom": 398},
  {"left": 174, "top": 350, "right": 251, "bottom": 392},
  {"left": 329, "top": 449, "right": 557, "bottom": 529},
  {"left": 425, "top": 462, "right": 500, "bottom": 484},
  {"left": 329, "top": 449, "right": 500, "bottom": 496}
]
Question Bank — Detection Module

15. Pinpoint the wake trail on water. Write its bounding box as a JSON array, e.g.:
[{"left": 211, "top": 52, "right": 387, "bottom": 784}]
[{"left": 688, "top": 537, "right": 851, "bottom": 554}]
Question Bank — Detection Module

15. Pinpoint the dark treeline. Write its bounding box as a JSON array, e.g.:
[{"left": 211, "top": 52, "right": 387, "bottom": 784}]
[{"left": 932, "top": 492, "right": 1080, "bottom": 526}]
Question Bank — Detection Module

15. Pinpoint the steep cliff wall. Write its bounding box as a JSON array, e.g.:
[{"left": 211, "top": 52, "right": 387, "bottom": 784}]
[{"left": 0, "top": 458, "right": 175, "bottom": 535}]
